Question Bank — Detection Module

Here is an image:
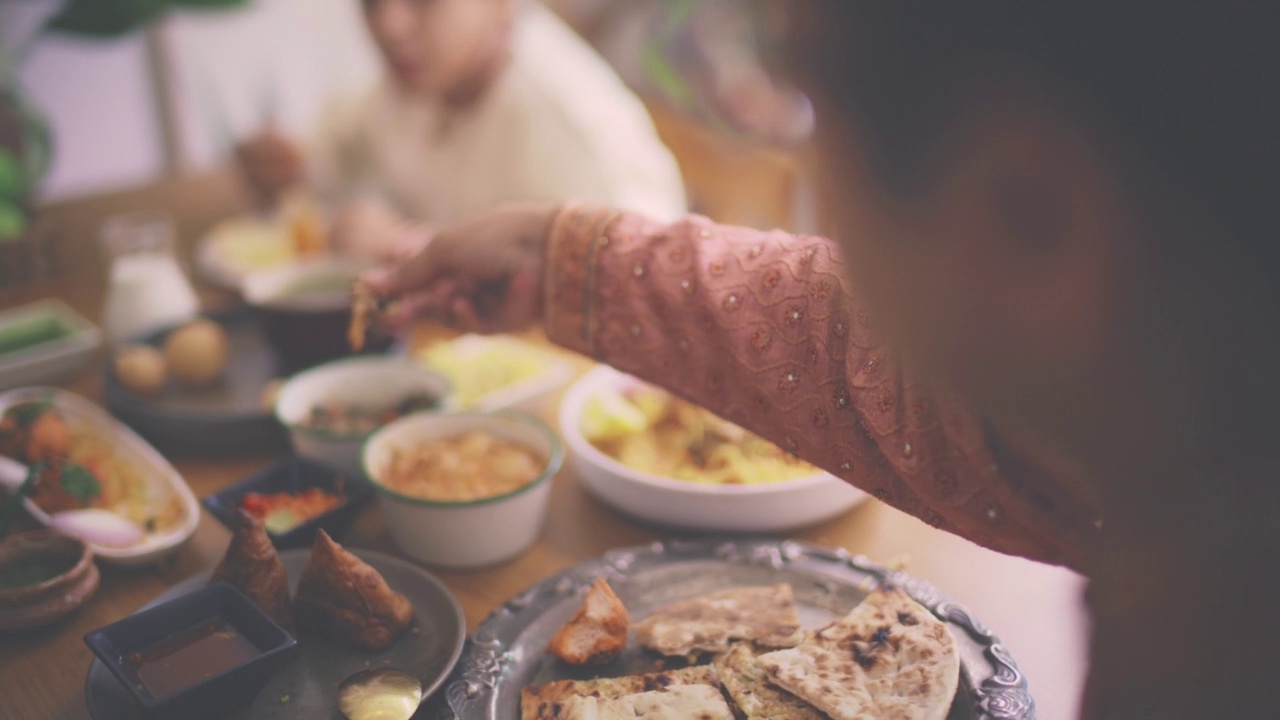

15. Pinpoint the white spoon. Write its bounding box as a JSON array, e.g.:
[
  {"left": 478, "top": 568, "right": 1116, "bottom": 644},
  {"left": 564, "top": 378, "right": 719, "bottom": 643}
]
[{"left": 0, "top": 455, "right": 146, "bottom": 547}]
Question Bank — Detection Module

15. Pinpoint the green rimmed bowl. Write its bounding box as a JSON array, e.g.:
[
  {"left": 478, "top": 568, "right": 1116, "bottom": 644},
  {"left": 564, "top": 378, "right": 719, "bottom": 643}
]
[{"left": 363, "top": 411, "right": 563, "bottom": 569}]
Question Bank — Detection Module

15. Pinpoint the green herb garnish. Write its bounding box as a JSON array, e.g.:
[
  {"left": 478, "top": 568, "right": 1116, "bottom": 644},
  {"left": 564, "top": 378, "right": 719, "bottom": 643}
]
[{"left": 59, "top": 462, "right": 101, "bottom": 504}]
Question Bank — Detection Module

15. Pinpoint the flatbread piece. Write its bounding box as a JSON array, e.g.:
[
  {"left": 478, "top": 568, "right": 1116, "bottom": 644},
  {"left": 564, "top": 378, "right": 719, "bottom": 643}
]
[
  {"left": 715, "top": 642, "right": 828, "bottom": 719},
  {"left": 560, "top": 684, "right": 736, "bottom": 720},
  {"left": 634, "top": 583, "right": 805, "bottom": 656},
  {"left": 758, "top": 588, "right": 959, "bottom": 720},
  {"left": 521, "top": 664, "right": 720, "bottom": 720}
]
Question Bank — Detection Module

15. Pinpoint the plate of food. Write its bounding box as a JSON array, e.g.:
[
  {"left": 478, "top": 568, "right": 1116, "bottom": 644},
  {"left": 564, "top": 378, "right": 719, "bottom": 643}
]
[
  {"left": 103, "top": 311, "right": 288, "bottom": 456},
  {"left": 84, "top": 515, "right": 467, "bottom": 719},
  {"left": 0, "top": 388, "right": 200, "bottom": 566},
  {"left": 444, "top": 538, "right": 1033, "bottom": 720},
  {"left": 559, "top": 366, "right": 867, "bottom": 532},
  {"left": 196, "top": 197, "right": 329, "bottom": 290},
  {"left": 0, "top": 299, "right": 102, "bottom": 390}
]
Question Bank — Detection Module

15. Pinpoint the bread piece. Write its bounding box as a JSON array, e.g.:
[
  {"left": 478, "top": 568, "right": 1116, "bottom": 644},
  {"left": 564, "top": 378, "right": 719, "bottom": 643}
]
[
  {"left": 521, "top": 664, "right": 720, "bottom": 720},
  {"left": 715, "top": 643, "right": 828, "bottom": 719},
  {"left": 548, "top": 578, "right": 630, "bottom": 665},
  {"left": 210, "top": 509, "right": 295, "bottom": 634},
  {"left": 292, "top": 530, "right": 414, "bottom": 650},
  {"left": 758, "top": 588, "right": 959, "bottom": 720},
  {"left": 560, "top": 684, "right": 736, "bottom": 720},
  {"left": 633, "top": 584, "right": 804, "bottom": 656}
]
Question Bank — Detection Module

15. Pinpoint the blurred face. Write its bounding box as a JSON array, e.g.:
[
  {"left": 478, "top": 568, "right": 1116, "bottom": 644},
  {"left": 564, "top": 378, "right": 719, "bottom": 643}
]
[
  {"left": 362, "top": 0, "right": 514, "bottom": 99},
  {"left": 783, "top": 5, "right": 1161, "bottom": 490}
]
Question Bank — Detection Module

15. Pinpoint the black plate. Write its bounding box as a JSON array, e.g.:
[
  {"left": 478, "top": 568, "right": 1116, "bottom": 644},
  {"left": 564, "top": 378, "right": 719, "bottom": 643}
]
[
  {"left": 102, "top": 310, "right": 288, "bottom": 456},
  {"left": 86, "top": 549, "right": 467, "bottom": 720},
  {"left": 202, "top": 456, "right": 375, "bottom": 549}
]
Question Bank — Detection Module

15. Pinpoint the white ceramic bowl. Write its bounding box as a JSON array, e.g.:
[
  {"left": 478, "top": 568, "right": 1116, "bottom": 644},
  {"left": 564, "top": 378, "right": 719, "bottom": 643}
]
[
  {"left": 363, "top": 412, "right": 563, "bottom": 569},
  {"left": 0, "top": 388, "right": 199, "bottom": 566},
  {"left": 275, "top": 357, "right": 452, "bottom": 479},
  {"left": 559, "top": 366, "right": 868, "bottom": 533}
]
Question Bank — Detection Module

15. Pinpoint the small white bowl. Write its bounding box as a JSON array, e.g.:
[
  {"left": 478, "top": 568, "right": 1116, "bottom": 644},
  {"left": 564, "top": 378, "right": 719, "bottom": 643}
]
[
  {"left": 275, "top": 357, "right": 452, "bottom": 479},
  {"left": 363, "top": 412, "right": 563, "bottom": 569},
  {"left": 559, "top": 366, "right": 868, "bottom": 533}
]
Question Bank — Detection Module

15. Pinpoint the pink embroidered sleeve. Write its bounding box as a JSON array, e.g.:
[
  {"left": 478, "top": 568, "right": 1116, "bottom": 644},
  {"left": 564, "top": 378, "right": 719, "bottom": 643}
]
[{"left": 545, "top": 205, "right": 1098, "bottom": 569}]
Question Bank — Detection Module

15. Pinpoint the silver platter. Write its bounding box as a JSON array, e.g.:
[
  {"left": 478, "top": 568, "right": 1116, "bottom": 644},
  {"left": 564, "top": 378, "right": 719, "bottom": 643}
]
[{"left": 442, "top": 538, "right": 1035, "bottom": 720}]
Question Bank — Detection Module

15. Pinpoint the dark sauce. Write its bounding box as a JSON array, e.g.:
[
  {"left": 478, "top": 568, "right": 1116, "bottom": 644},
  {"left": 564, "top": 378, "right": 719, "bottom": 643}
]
[
  {"left": 0, "top": 552, "right": 77, "bottom": 590},
  {"left": 124, "top": 616, "right": 260, "bottom": 699}
]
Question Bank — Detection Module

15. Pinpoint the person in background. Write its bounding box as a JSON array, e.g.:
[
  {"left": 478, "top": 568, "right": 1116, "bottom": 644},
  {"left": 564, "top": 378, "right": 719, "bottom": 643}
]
[
  {"left": 236, "top": 0, "right": 685, "bottom": 259},
  {"left": 363, "top": 2, "right": 1280, "bottom": 717}
]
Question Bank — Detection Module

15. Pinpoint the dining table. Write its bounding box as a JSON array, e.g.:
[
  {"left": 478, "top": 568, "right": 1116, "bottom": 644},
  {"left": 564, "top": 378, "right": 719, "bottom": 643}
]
[{"left": 0, "top": 170, "right": 1089, "bottom": 720}]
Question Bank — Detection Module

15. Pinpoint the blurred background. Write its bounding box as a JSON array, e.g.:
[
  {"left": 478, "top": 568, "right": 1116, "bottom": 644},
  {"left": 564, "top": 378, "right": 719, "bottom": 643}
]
[{"left": 2, "top": 0, "right": 816, "bottom": 232}]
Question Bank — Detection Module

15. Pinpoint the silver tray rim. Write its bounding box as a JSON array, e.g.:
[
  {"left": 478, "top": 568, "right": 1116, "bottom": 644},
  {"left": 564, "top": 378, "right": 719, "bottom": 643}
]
[{"left": 444, "top": 537, "right": 1036, "bottom": 720}]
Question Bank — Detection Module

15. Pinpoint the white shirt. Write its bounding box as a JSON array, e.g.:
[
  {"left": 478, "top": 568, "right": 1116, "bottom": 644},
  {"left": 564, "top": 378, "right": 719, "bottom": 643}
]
[{"left": 309, "top": 3, "right": 686, "bottom": 224}]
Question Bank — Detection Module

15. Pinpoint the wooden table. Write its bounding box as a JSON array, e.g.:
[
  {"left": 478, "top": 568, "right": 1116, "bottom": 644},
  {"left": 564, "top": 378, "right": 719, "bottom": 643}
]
[{"left": 0, "top": 173, "right": 1089, "bottom": 720}]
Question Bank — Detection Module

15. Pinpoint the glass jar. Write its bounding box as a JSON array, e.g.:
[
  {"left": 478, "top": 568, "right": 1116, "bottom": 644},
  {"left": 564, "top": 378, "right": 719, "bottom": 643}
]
[{"left": 100, "top": 212, "right": 200, "bottom": 344}]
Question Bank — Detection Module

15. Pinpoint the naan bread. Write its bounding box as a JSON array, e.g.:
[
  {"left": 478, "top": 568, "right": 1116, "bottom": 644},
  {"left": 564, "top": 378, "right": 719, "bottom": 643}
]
[
  {"left": 758, "top": 588, "right": 959, "bottom": 720},
  {"left": 292, "top": 530, "right": 414, "bottom": 650},
  {"left": 210, "top": 509, "right": 295, "bottom": 634},
  {"left": 548, "top": 578, "right": 630, "bottom": 665},
  {"left": 633, "top": 584, "right": 804, "bottom": 656},
  {"left": 560, "top": 685, "right": 735, "bottom": 720},
  {"left": 715, "top": 642, "right": 828, "bottom": 719},
  {"left": 521, "top": 665, "right": 720, "bottom": 720}
]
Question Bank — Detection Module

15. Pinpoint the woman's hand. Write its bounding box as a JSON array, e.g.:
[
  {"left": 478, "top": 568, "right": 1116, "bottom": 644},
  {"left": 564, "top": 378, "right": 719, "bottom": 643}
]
[
  {"left": 361, "top": 203, "right": 558, "bottom": 334},
  {"left": 235, "top": 130, "right": 305, "bottom": 207}
]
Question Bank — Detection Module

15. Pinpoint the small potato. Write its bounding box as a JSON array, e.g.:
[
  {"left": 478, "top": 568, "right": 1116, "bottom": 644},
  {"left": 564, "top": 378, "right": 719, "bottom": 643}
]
[
  {"left": 114, "top": 344, "right": 167, "bottom": 396},
  {"left": 164, "top": 319, "right": 229, "bottom": 388}
]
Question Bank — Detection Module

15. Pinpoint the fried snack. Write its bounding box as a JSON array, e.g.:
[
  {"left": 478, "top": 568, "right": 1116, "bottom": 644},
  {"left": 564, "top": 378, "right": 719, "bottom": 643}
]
[
  {"left": 210, "top": 509, "right": 296, "bottom": 634},
  {"left": 521, "top": 665, "right": 722, "bottom": 720},
  {"left": 292, "top": 530, "right": 414, "bottom": 650},
  {"left": 548, "top": 578, "right": 630, "bottom": 665},
  {"left": 348, "top": 281, "right": 376, "bottom": 351},
  {"left": 758, "top": 588, "right": 960, "bottom": 720},
  {"left": 634, "top": 583, "right": 805, "bottom": 657}
]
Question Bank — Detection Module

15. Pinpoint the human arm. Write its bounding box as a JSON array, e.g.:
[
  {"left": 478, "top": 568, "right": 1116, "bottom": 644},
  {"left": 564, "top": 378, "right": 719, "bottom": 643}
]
[{"left": 366, "top": 204, "right": 1098, "bottom": 568}]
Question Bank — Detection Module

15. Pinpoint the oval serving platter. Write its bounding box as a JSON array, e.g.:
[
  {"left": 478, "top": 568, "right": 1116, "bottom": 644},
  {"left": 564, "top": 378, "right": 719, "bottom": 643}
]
[
  {"left": 0, "top": 387, "right": 200, "bottom": 566},
  {"left": 444, "top": 538, "right": 1035, "bottom": 720}
]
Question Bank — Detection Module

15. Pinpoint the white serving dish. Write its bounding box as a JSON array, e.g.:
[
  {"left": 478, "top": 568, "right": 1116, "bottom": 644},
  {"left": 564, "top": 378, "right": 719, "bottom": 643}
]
[
  {"left": 415, "top": 334, "right": 575, "bottom": 414},
  {"left": 0, "top": 388, "right": 200, "bottom": 565},
  {"left": 559, "top": 366, "right": 867, "bottom": 533},
  {"left": 0, "top": 299, "right": 102, "bottom": 390},
  {"left": 363, "top": 411, "right": 563, "bottom": 569},
  {"left": 275, "top": 356, "right": 452, "bottom": 479}
]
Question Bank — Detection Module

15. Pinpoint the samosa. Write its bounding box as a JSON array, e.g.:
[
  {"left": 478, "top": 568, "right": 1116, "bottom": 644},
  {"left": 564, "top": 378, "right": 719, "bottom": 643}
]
[
  {"left": 293, "top": 530, "right": 414, "bottom": 650},
  {"left": 210, "top": 509, "right": 296, "bottom": 634}
]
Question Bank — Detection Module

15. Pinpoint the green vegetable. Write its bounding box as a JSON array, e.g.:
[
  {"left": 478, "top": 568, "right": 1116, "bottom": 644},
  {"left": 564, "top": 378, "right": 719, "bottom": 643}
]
[
  {"left": 0, "top": 202, "right": 25, "bottom": 242},
  {"left": 0, "top": 150, "right": 22, "bottom": 198},
  {"left": 6, "top": 399, "right": 54, "bottom": 428},
  {"left": 59, "top": 462, "right": 102, "bottom": 504},
  {"left": 0, "top": 316, "right": 73, "bottom": 356}
]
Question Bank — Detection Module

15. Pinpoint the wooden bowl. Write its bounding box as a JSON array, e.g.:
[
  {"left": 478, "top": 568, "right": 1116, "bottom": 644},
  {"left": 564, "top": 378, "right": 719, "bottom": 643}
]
[{"left": 0, "top": 530, "right": 99, "bottom": 632}]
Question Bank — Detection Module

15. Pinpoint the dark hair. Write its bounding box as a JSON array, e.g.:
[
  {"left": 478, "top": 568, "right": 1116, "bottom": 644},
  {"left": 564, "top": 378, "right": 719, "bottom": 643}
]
[{"left": 783, "top": 1, "right": 1280, "bottom": 464}]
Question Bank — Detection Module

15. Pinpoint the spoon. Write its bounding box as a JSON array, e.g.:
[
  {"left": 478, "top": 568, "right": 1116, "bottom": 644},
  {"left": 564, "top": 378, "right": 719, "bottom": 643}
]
[
  {"left": 0, "top": 455, "right": 146, "bottom": 547},
  {"left": 337, "top": 667, "right": 426, "bottom": 720}
]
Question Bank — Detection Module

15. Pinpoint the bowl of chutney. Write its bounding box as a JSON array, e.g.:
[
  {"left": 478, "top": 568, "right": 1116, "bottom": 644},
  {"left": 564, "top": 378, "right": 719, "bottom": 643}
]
[
  {"left": 83, "top": 582, "right": 298, "bottom": 719},
  {"left": 0, "top": 529, "right": 99, "bottom": 632}
]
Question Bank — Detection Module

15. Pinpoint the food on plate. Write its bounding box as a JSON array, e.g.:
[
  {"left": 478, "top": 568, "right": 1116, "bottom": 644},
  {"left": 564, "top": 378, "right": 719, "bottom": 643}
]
[
  {"left": 633, "top": 583, "right": 805, "bottom": 656},
  {"left": 239, "top": 487, "right": 346, "bottom": 535},
  {"left": 348, "top": 281, "right": 379, "bottom": 352},
  {"left": 210, "top": 509, "right": 296, "bottom": 633},
  {"left": 548, "top": 578, "right": 629, "bottom": 665},
  {"left": 293, "top": 529, "right": 414, "bottom": 650},
  {"left": 123, "top": 615, "right": 260, "bottom": 700},
  {"left": 583, "top": 384, "right": 820, "bottom": 485},
  {"left": 520, "top": 664, "right": 722, "bottom": 720},
  {"left": 715, "top": 642, "right": 827, "bottom": 720},
  {"left": 560, "top": 684, "right": 736, "bottom": 720},
  {"left": 163, "top": 319, "right": 229, "bottom": 388},
  {"left": 0, "top": 401, "right": 185, "bottom": 534},
  {"left": 377, "top": 431, "right": 545, "bottom": 502},
  {"left": 301, "top": 393, "right": 441, "bottom": 436},
  {"left": 757, "top": 587, "right": 960, "bottom": 720},
  {"left": 282, "top": 192, "right": 327, "bottom": 257},
  {"left": 113, "top": 344, "right": 168, "bottom": 396},
  {"left": 417, "top": 338, "right": 551, "bottom": 408}
]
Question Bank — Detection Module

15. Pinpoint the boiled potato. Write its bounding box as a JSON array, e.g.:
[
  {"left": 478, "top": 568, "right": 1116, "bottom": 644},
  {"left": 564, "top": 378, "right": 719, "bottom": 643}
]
[
  {"left": 114, "top": 344, "right": 167, "bottom": 396},
  {"left": 163, "top": 319, "right": 229, "bottom": 388}
]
